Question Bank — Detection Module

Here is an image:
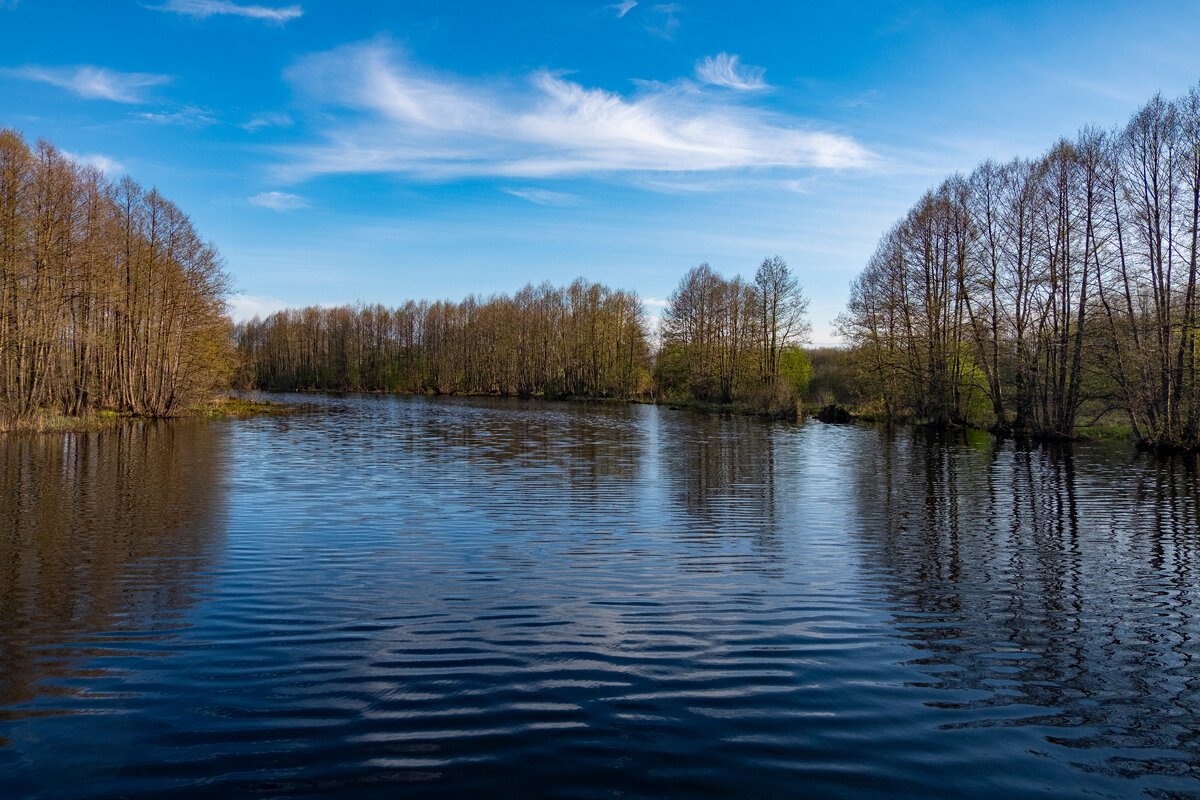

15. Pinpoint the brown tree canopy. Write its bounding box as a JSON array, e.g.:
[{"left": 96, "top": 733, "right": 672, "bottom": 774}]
[
  {"left": 657, "top": 258, "right": 811, "bottom": 407},
  {"left": 0, "top": 129, "right": 233, "bottom": 423},
  {"left": 236, "top": 280, "right": 651, "bottom": 399},
  {"left": 840, "top": 84, "right": 1200, "bottom": 450}
]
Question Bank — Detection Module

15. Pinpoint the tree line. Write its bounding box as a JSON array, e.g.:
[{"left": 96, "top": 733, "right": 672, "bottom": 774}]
[
  {"left": 0, "top": 129, "right": 233, "bottom": 425},
  {"left": 236, "top": 257, "right": 813, "bottom": 412},
  {"left": 236, "top": 280, "right": 651, "bottom": 398},
  {"left": 839, "top": 85, "right": 1200, "bottom": 450}
]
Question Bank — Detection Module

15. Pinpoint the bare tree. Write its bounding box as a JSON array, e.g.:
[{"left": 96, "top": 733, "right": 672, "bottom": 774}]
[
  {"left": 0, "top": 129, "right": 233, "bottom": 427},
  {"left": 754, "top": 255, "right": 811, "bottom": 381}
]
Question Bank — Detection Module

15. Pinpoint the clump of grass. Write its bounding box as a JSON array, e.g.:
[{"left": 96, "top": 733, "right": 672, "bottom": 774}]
[
  {"left": 190, "top": 396, "right": 300, "bottom": 418},
  {"left": 1076, "top": 423, "right": 1135, "bottom": 442}
]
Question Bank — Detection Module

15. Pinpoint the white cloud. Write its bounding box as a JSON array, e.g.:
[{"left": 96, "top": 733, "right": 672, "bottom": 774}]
[
  {"left": 151, "top": 0, "right": 302, "bottom": 22},
  {"left": 4, "top": 65, "right": 169, "bottom": 103},
  {"left": 62, "top": 151, "right": 124, "bottom": 176},
  {"left": 137, "top": 105, "right": 217, "bottom": 126},
  {"left": 645, "top": 3, "right": 680, "bottom": 39},
  {"left": 608, "top": 0, "right": 637, "bottom": 18},
  {"left": 695, "top": 53, "right": 768, "bottom": 91},
  {"left": 228, "top": 293, "right": 290, "bottom": 322},
  {"left": 249, "top": 190, "right": 308, "bottom": 210},
  {"left": 279, "top": 41, "right": 873, "bottom": 182},
  {"left": 503, "top": 187, "right": 579, "bottom": 206},
  {"left": 642, "top": 296, "right": 669, "bottom": 335},
  {"left": 242, "top": 111, "right": 293, "bottom": 131},
  {"left": 780, "top": 177, "right": 815, "bottom": 193}
]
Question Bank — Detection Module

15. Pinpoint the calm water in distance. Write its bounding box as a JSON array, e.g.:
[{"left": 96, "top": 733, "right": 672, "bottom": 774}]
[{"left": 2, "top": 395, "right": 1199, "bottom": 799}]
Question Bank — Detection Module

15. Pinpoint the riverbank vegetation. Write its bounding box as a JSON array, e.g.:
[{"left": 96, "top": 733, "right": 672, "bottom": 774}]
[
  {"left": 0, "top": 397, "right": 292, "bottom": 434},
  {"left": 838, "top": 85, "right": 1200, "bottom": 451},
  {"left": 0, "top": 129, "right": 234, "bottom": 429},
  {"left": 654, "top": 257, "right": 812, "bottom": 416},
  {"left": 234, "top": 256, "right": 814, "bottom": 417},
  {"left": 236, "top": 281, "right": 652, "bottom": 399}
]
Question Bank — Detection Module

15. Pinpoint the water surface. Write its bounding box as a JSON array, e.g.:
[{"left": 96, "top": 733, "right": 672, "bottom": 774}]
[{"left": 2, "top": 396, "right": 1198, "bottom": 798}]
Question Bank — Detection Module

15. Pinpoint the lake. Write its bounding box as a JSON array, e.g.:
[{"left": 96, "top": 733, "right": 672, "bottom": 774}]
[{"left": 2, "top": 395, "right": 1199, "bottom": 798}]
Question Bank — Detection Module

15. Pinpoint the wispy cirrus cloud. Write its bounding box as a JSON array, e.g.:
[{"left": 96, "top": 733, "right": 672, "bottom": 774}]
[
  {"left": 279, "top": 41, "right": 873, "bottom": 183},
  {"left": 503, "top": 187, "right": 579, "bottom": 206},
  {"left": 242, "top": 111, "right": 293, "bottom": 132},
  {"left": 607, "top": 0, "right": 637, "bottom": 18},
  {"left": 150, "top": 0, "right": 302, "bottom": 23},
  {"left": 249, "top": 190, "right": 308, "bottom": 210},
  {"left": 3, "top": 65, "right": 169, "bottom": 103},
  {"left": 644, "top": 3, "right": 680, "bottom": 39},
  {"left": 695, "top": 53, "right": 767, "bottom": 91},
  {"left": 137, "top": 105, "right": 217, "bottom": 126}
]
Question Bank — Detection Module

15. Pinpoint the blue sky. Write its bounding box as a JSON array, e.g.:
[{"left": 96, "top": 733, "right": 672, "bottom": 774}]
[{"left": 3, "top": 0, "right": 1199, "bottom": 343}]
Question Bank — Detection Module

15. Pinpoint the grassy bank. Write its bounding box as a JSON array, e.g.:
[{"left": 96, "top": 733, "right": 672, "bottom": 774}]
[
  {"left": 0, "top": 396, "right": 301, "bottom": 434},
  {"left": 186, "top": 396, "right": 300, "bottom": 418},
  {"left": 0, "top": 408, "right": 128, "bottom": 434}
]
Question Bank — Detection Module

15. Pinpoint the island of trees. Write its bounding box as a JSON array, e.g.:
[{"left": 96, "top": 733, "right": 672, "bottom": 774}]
[
  {"left": 838, "top": 84, "right": 1200, "bottom": 451},
  {"left": 0, "top": 129, "right": 233, "bottom": 429}
]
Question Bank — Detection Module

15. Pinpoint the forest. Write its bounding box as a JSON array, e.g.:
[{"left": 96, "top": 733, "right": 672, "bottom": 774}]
[
  {"left": 234, "top": 256, "right": 813, "bottom": 415},
  {"left": 236, "top": 281, "right": 651, "bottom": 399},
  {"left": 838, "top": 85, "right": 1200, "bottom": 451},
  {"left": 0, "top": 129, "right": 233, "bottom": 427}
]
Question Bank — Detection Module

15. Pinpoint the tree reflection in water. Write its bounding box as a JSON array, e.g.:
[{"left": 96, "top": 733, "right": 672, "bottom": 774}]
[
  {"left": 0, "top": 422, "right": 228, "bottom": 720},
  {"left": 851, "top": 427, "right": 1200, "bottom": 785}
]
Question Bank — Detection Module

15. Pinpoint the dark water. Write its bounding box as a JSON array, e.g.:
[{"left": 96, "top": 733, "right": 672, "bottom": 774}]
[{"left": 2, "top": 396, "right": 1199, "bottom": 799}]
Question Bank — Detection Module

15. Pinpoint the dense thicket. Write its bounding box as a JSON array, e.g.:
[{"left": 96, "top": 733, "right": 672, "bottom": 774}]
[
  {"left": 839, "top": 85, "right": 1200, "bottom": 450},
  {"left": 0, "top": 130, "right": 232, "bottom": 424},
  {"left": 655, "top": 257, "right": 812, "bottom": 410},
  {"left": 236, "top": 280, "right": 651, "bottom": 398}
]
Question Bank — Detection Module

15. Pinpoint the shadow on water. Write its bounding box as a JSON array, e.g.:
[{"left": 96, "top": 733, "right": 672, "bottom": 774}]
[
  {"left": 850, "top": 426, "right": 1200, "bottom": 791},
  {"left": 0, "top": 422, "right": 228, "bottom": 723}
]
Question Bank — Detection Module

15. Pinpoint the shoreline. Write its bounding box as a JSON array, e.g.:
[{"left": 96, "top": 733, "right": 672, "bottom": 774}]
[
  {"left": 4, "top": 391, "right": 1184, "bottom": 454},
  {"left": 0, "top": 396, "right": 302, "bottom": 435},
  {"left": 249, "top": 386, "right": 804, "bottom": 421}
]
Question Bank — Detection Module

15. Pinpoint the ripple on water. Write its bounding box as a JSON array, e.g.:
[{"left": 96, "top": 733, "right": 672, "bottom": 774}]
[{"left": 1, "top": 396, "right": 1198, "bottom": 799}]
